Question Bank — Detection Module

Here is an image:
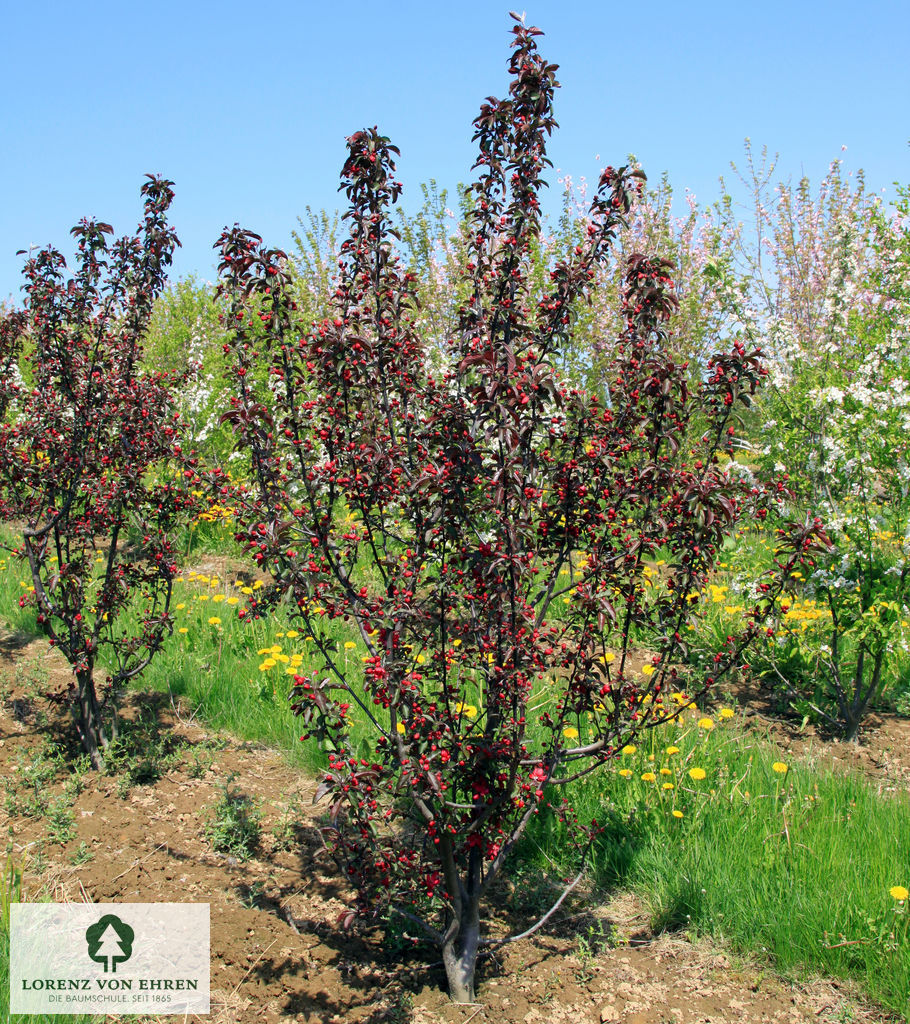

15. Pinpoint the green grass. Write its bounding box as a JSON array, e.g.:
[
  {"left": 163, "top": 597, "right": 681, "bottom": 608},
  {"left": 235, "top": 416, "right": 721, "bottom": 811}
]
[
  {"left": 520, "top": 712, "right": 910, "bottom": 1018},
  {"left": 1, "top": 532, "right": 909, "bottom": 1017}
]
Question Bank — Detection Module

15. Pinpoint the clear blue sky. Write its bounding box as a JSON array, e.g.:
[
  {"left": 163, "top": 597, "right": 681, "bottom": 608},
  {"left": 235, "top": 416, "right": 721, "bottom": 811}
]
[{"left": 2, "top": 0, "right": 908, "bottom": 301}]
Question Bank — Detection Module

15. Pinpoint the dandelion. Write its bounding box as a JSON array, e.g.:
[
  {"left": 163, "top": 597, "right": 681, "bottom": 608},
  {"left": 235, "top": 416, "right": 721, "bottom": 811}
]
[
  {"left": 344, "top": 641, "right": 357, "bottom": 650},
  {"left": 771, "top": 762, "right": 788, "bottom": 774},
  {"left": 455, "top": 703, "right": 478, "bottom": 719},
  {"left": 688, "top": 767, "right": 706, "bottom": 781},
  {"left": 241, "top": 586, "right": 254, "bottom": 595},
  {"left": 563, "top": 727, "right": 579, "bottom": 739},
  {"left": 599, "top": 652, "right": 615, "bottom": 665},
  {"left": 286, "top": 630, "right": 299, "bottom": 638},
  {"left": 697, "top": 717, "right": 714, "bottom": 731},
  {"left": 621, "top": 744, "right": 636, "bottom": 755},
  {"left": 175, "top": 603, "right": 186, "bottom": 611},
  {"left": 642, "top": 664, "right": 656, "bottom": 678},
  {"left": 212, "top": 594, "right": 225, "bottom": 604},
  {"left": 178, "top": 627, "right": 188, "bottom": 635},
  {"left": 641, "top": 772, "right": 656, "bottom": 782},
  {"left": 665, "top": 746, "right": 680, "bottom": 756},
  {"left": 226, "top": 596, "right": 239, "bottom": 605},
  {"left": 672, "top": 810, "right": 684, "bottom": 819},
  {"left": 208, "top": 616, "right": 222, "bottom": 626},
  {"left": 890, "top": 886, "right": 909, "bottom": 901},
  {"left": 662, "top": 782, "right": 674, "bottom": 791},
  {"left": 618, "top": 769, "right": 632, "bottom": 778},
  {"left": 660, "top": 767, "right": 672, "bottom": 776},
  {"left": 396, "top": 722, "right": 406, "bottom": 735},
  {"left": 719, "top": 708, "right": 735, "bottom": 719}
]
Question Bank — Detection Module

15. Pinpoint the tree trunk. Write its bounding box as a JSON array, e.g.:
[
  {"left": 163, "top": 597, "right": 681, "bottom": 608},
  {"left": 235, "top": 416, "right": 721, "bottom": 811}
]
[
  {"left": 74, "top": 669, "right": 106, "bottom": 770},
  {"left": 441, "top": 907, "right": 481, "bottom": 1003}
]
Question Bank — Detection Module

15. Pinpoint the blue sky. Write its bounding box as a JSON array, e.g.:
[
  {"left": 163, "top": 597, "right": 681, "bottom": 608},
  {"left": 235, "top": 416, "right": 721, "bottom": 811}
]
[{"left": 2, "top": 0, "right": 908, "bottom": 300}]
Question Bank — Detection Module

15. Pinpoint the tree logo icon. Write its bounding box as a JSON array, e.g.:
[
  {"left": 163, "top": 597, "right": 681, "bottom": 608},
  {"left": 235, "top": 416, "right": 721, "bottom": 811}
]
[{"left": 85, "top": 914, "right": 134, "bottom": 973}]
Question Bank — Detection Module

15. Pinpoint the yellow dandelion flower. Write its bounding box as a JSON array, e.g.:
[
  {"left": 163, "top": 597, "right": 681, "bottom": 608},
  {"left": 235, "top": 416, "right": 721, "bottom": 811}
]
[
  {"left": 452, "top": 639, "right": 462, "bottom": 647},
  {"left": 208, "top": 616, "right": 222, "bottom": 626},
  {"left": 455, "top": 703, "right": 478, "bottom": 719},
  {"left": 642, "top": 664, "right": 656, "bottom": 677},
  {"left": 599, "top": 652, "right": 615, "bottom": 665},
  {"left": 563, "top": 727, "right": 579, "bottom": 739},
  {"left": 890, "top": 886, "right": 909, "bottom": 901},
  {"left": 660, "top": 767, "right": 672, "bottom": 776},
  {"left": 197, "top": 594, "right": 209, "bottom": 602},
  {"left": 662, "top": 782, "right": 674, "bottom": 791},
  {"left": 269, "top": 645, "right": 282, "bottom": 655},
  {"left": 772, "top": 762, "right": 788, "bottom": 774},
  {"left": 618, "top": 769, "right": 632, "bottom": 778},
  {"left": 257, "top": 648, "right": 271, "bottom": 656},
  {"left": 241, "top": 586, "right": 254, "bottom": 595},
  {"left": 641, "top": 771, "right": 656, "bottom": 782},
  {"left": 175, "top": 603, "right": 186, "bottom": 611},
  {"left": 226, "top": 596, "right": 239, "bottom": 605},
  {"left": 344, "top": 641, "right": 357, "bottom": 650},
  {"left": 286, "top": 630, "right": 299, "bottom": 638},
  {"left": 396, "top": 722, "right": 406, "bottom": 735},
  {"left": 178, "top": 627, "right": 188, "bottom": 635},
  {"left": 621, "top": 744, "right": 637, "bottom": 755},
  {"left": 688, "top": 767, "right": 706, "bottom": 781},
  {"left": 665, "top": 746, "right": 680, "bottom": 756},
  {"left": 697, "top": 717, "right": 714, "bottom": 730},
  {"left": 212, "top": 594, "right": 225, "bottom": 603},
  {"left": 719, "top": 708, "right": 735, "bottom": 719},
  {"left": 262, "top": 658, "right": 276, "bottom": 669},
  {"left": 672, "top": 809, "right": 684, "bottom": 818}
]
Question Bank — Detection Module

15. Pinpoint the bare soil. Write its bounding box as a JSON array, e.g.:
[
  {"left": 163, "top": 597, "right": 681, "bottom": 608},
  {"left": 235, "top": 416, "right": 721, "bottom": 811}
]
[{"left": 1, "top": 626, "right": 903, "bottom": 1024}]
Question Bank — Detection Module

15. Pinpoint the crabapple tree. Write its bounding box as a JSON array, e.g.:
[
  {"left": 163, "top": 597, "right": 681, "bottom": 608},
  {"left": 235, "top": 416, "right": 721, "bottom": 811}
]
[
  {"left": 0, "top": 176, "right": 201, "bottom": 769},
  {"left": 217, "top": 16, "right": 823, "bottom": 1001}
]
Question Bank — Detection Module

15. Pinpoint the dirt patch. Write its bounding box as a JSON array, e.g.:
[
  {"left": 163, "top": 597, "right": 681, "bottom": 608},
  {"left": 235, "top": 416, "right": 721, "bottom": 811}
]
[
  {"left": 714, "top": 675, "right": 910, "bottom": 794},
  {"left": 1, "top": 629, "right": 898, "bottom": 1024}
]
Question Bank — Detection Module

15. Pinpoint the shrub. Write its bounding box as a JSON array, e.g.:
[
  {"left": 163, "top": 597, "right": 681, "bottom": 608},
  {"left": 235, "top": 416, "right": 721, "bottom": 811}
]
[
  {"left": 0, "top": 176, "right": 201, "bottom": 769},
  {"left": 216, "top": 15, "right": 821, "bottom": 1001},
  {"left": 708, "top": 157, "right": 910, "bottom": 738}
]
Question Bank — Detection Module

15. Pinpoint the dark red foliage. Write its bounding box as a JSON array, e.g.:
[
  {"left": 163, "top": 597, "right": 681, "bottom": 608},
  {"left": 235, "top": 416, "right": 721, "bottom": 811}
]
[
  {"left": 216, "top": 16, "right": 827, "bottom": 1001},
  {"left": 0, "top": 176, "right": 202, "bottom": 769}
]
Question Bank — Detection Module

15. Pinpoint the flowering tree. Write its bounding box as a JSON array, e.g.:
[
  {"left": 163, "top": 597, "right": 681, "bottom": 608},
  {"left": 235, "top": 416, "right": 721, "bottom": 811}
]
[
  {"left": 217, "top": 17, "right": 820, "bottom": 1000},
  {"left": 707, "top": 152, "right": 909, "bottom": 738},
  {"left": 0, "top": 177, "right": 200, "bottom": 768}
]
